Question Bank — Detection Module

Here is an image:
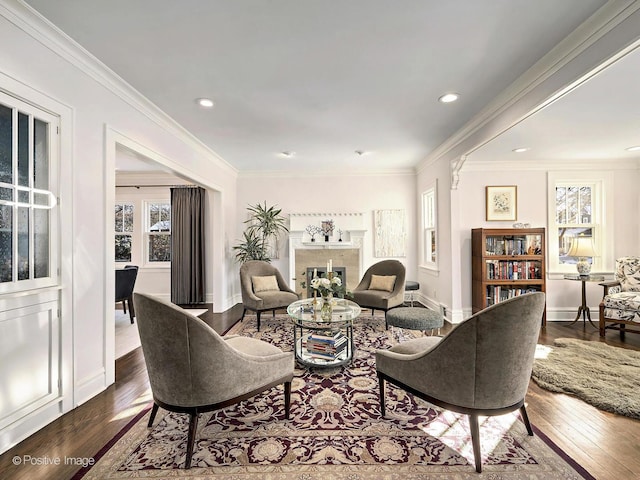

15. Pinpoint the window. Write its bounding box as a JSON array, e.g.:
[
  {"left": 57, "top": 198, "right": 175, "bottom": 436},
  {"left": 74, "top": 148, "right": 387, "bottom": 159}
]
[
  {"left": 547, "top": 171, "right": 613, "bottom": 275},
  {"left": 146, "top": 202, "right": 171, "bottom": 263},
  {"left": 0, "top": 95, "right": 58, "bottom": 292},
  {"left": 114, "top": 203, "right": 133, "bottom": 262},
  {"left": 422, "top": 184, "right": 437, "bottom": 267}
]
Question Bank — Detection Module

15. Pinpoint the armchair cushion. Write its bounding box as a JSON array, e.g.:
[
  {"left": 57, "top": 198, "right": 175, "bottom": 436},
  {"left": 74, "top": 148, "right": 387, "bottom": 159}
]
[
  {"left": 369, "top": 274, "right": 397, "bottom": 292},
  {"left": 602, "top": 291, "right": 640, "bottom": 322},
  {"left": 252, "top": 275, "right": 279, "bottom": 293}
]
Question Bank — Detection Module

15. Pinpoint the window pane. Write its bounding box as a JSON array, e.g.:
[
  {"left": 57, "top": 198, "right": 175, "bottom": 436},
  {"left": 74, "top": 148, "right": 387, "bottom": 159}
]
[
  {"left": 114, "top": 204, "right": 123, "bottom": 232},
  {"left": 566, "top": 187, "right": 578, "bottom": 224},
  {"left": 0, "top": 205, "right": 12, "bottom": 282},
  {"left": 17, "top": 112, "right": 28, "bottom": 187},
  {"left": 123, "top": 204, "right": 133, "bottom": 232},
  {"left": 17, "top": 206, "right": 29, "bottom": 280},
  {"left": 148, "top": 234, "right": 170, "bottom": 262},
  {"left": 149, "top": 204, "right": 159, "bottom": 228},
  {"left": 149, "top": 203, "right": 170, "bottom": 232},
  {"left": 34, "top": 208, "right": 49, "bottom": 278},
  {"left": 579, "top": 186, "right": 592, "bottom": 223},
  {"left": 18, "top": 189, "right": 28, "bottom": 204},
  {"left": 115, "top": 234, "right": 132, "bottom": 262},
  {"left": 555, "top": 187, "right": 566, "bottom": 224},
  {"left": 0, "top": 186, "right": 12, "bottom": 201},
  {"left": 34, "top": 192, "right": 48, "bottom": 206},
  {"left": 33, "top": 118, "right": 48, "bottom": 190},
  {"left": 0, "top": 104, "right": 11, "bottom": 184},
  {"left": 429, "top": 230, "right": 436, "bottom": 262}
]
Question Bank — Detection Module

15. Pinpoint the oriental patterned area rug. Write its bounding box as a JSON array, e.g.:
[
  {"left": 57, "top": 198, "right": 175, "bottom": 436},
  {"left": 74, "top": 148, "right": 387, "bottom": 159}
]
[
  {"left": 76, "top": 314, "right": 593, "bottom": 480},
  {"left": 532, "top": 338, "right": 640, "bottom": 419}
]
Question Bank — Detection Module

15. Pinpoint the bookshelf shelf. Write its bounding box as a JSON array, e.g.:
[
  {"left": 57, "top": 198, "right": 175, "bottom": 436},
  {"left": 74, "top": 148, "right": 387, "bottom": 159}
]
[{"left": 472, "top": 227, "right": 546, "bottom": 325}]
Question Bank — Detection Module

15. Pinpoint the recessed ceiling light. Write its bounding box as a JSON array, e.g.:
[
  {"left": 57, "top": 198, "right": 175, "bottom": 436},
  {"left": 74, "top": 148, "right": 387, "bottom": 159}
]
[
  {"left": 512, "top": 147, "right": 530, "bottom": 153},
  {"left": 625, "top": 146, "right": 640, "bottom": 152},
  {"left": 438, "top": 93, "right": 460, "bottom": 103},
  {"left": 280, "top": 151, "right": 295, "bottom": 157},
  {"left": 196, "top": 98, "right": 214, "bottom": 108}
]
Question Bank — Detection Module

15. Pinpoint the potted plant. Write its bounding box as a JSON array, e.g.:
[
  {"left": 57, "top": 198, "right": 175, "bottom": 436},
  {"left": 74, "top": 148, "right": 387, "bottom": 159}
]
[{"left": 233, "top": 202, "right": 288, "bottom": 263}]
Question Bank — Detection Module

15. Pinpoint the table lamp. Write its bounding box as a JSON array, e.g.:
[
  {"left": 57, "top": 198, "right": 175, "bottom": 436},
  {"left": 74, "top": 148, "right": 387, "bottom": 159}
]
[{"left": 567, "top": 236, "right": 597, "bottom": 276}]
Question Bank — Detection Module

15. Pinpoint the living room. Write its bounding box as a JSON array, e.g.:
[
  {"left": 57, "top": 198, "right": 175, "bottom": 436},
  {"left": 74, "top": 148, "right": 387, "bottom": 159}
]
[{"left": 1, "top": 1, "right": 640, "bottom": 479}]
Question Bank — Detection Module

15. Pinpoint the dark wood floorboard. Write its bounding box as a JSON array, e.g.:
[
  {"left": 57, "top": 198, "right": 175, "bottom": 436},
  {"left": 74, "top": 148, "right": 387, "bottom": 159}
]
[{"left": 1, "top": 307, "right": 639, "bottom": 480}]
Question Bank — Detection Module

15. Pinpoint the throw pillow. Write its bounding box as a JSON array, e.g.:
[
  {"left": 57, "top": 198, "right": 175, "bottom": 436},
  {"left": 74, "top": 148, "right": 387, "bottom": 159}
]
[
  {"left": 252, "top": 275, "right": 279, "bottom": 293},
  {"left": 369, "top": 274, "right": 396, "bottom": 292}
]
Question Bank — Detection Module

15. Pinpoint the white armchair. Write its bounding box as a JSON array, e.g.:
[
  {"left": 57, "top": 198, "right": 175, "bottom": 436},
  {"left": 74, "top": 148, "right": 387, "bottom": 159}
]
[{"left": 599, "top": 256, "right": 640, "bottom": 338}]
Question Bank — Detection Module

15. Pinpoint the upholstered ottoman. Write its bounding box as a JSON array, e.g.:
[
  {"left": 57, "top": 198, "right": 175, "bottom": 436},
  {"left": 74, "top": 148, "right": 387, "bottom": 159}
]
[{"left": 385, "top": 306, "right": 444, "bottom": 334}]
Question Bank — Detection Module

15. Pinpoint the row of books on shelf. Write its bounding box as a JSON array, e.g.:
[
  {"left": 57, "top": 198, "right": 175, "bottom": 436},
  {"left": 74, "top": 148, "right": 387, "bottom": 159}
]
[
  {"left": 484, "top": 236, "right": 542, "bottom": 256},
  {"left": 486, "top": 286, "right": 540, "bottom": 306},
  {"left": 305, "top": 331, "right": 347, "bottom": 359},
  {"left": 485, "top": 260, "right": 542, "bottom": 280}
]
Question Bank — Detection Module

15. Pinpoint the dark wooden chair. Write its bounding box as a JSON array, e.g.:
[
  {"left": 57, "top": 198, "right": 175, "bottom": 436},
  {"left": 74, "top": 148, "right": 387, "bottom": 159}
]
[{"left": 115, "top": 265, "right": 138, "bottom": 323}]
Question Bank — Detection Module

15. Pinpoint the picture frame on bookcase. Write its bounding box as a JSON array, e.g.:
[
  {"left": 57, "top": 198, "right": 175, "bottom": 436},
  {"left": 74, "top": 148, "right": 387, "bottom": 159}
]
[{"left": 485, "top": 185, "right": 517, "bottom": 221}]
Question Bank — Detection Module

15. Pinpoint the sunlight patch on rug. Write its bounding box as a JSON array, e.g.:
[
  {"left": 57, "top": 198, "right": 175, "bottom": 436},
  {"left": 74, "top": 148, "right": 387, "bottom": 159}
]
[{"left": 77, "top": 316, "right": 592, "bottom": 479}]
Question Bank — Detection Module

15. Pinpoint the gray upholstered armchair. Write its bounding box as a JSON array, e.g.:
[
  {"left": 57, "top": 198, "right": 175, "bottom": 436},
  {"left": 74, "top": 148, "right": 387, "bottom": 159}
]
[
  {"left": 599, "top": 256, "right": 640, "bottom": 338},
  {"left": 240, "top": 260, "right": 299, "bottom": 331},
  {"left": 376, "top": 292, "right": 546, "bottom": 473},
  {"left": 352, "top": 260, "right": 406, "bottom": 315},
  {"left": 133, "top": 293, "right": 294, "bottom": 469}
]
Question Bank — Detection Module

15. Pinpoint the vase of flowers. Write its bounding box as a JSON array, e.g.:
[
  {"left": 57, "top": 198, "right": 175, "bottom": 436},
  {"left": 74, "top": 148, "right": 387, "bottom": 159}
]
[{"left": 310, "top": 275, "right": 345, "bottom": 321}]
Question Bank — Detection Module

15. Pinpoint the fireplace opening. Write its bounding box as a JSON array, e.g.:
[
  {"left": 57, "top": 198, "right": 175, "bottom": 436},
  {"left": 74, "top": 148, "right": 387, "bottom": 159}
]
[{"left": 306, "top": 267, "right": 346, "bottom": 297}]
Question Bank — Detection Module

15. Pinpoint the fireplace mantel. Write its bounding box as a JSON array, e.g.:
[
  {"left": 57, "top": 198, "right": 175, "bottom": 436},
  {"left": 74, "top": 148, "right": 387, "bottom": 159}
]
[{"left": 288, "top": 213, "right": 366, "bottom": 293}]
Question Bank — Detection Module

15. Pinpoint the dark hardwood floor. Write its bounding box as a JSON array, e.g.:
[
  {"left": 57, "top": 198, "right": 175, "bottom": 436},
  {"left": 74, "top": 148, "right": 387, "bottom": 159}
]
[{"left": 1, "top": 305, "right": 638, "bottom": 480}]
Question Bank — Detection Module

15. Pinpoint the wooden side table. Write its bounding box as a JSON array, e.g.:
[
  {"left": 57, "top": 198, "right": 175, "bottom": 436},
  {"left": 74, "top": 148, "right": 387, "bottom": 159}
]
[{"left": 563, "top": 274, "right": 605, "bottom": 328}]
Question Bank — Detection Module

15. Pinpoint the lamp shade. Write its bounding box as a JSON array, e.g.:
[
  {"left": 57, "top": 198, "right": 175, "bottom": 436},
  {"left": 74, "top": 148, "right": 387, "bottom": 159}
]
[{"left": 567, "top": 236, "right": 597, "bottom": 258}]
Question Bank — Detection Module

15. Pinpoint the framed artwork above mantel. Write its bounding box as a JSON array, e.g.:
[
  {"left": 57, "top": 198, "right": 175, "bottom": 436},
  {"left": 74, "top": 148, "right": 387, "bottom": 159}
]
[{"left": 486, "top": 185, "right": 517, "bottom": 221}]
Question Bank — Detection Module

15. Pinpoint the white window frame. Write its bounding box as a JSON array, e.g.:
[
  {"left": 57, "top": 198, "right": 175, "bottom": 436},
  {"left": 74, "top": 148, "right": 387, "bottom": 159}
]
[
  {"left": 0, "top": 92, "right": 59, "bottom": 294},
  {"left": 144, "top": 200, "right": 171, "bottom": 267},
  {"left": 547, "top": 171, "right": 613, "bottom": 277},
  {"left": 421, "top": 182, "right": 438, "bottom": 270}
]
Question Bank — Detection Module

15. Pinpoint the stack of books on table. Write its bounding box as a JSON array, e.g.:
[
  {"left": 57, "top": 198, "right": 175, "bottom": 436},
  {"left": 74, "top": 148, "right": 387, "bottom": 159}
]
[{"left": 306, "top": 331, "right": 347, "bottom": 360}]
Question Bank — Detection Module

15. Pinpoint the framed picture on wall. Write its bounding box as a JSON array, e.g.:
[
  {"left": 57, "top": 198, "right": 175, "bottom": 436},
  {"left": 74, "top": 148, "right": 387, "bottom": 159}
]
[{"left": 485, "top": 185, "right": 517, "bottom": 221}]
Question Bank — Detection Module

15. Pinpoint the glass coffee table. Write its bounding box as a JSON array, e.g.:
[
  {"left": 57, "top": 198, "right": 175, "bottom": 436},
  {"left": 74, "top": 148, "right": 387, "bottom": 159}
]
[{"left": 287, "top": 298, "right": 361, "bottom": 368}]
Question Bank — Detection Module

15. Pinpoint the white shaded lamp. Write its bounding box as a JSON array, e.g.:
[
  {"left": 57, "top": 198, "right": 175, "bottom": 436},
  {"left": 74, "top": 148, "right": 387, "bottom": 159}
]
[{"left": 567, "top": 236, "right": 597, "bottom": 276}]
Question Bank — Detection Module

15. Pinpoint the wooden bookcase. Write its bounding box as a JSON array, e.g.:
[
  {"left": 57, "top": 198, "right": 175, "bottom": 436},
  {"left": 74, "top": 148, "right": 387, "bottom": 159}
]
[{"left": 472, "top": 227, "right": 546, "bottom": 324}]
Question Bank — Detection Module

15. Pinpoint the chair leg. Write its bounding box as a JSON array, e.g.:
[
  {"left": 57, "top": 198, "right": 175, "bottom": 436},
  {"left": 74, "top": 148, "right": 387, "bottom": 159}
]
[
  {"left": 122, "top": 300, "right": 127, "bottom": 314},
  {"left": 185, "top": 412, "right": 199, "bottom": 469},
  {"left": 127, "top": 297, "right": 135, "bottom": 324},
  {"left": 620, "top": 323, "right": 626, "bottom": 340},
  {"left": 257, "top": 311, "right": 261, "bottom": 331},
  {"left": 272, "top": 310, "right": 276, "bottom": 318},
  {"left": 469, "top": 413, "right": 482, "bottom": 473},
  {"left": 377, "top": 373, "right": 386, "bottom": 417},
  {"left": 241, "top": 308, "right": 247, "bottom": 322},
  {"left": 284, "top": 380, "right": 292, "bottom": 420},
  {"left": 519, "top": 404, "right": 534, "bottom": 436},
  {"left": 147, "top": 403, "right": 159, "bottom": 427}
]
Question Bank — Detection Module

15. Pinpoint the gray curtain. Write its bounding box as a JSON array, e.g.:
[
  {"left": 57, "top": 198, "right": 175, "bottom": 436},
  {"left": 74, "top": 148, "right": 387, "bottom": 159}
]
[{"left": 170, "top": 186, "right": 206, "bottom": 304}]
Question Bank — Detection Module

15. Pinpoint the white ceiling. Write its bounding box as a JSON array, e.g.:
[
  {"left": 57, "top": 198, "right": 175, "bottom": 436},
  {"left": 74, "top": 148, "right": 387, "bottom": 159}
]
[{"left": 24, "top": 0, "right": 629, "bottom": 173}]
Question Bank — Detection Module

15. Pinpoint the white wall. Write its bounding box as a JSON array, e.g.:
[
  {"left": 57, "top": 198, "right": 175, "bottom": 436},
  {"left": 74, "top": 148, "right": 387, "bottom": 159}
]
[
  {"left": 235, "top": 172, "right": 417, "bottom": 301},
  {"left": 455, "top": 165, "right": 639, "bottom": 320},
  {"left": 0, "top": 1, "right": 237, "bottom": 453}
]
